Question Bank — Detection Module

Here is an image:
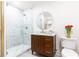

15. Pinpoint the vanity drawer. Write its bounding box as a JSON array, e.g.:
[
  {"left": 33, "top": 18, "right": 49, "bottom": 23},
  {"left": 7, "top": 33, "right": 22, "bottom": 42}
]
[{"left": 44, "top": 36, "right": 53, "bottom": 47}]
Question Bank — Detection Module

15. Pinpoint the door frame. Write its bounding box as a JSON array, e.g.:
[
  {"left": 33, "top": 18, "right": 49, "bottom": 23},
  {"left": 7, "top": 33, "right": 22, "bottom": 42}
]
[{"left": 1, "top": 1, "right": 4, "bottom": 57}]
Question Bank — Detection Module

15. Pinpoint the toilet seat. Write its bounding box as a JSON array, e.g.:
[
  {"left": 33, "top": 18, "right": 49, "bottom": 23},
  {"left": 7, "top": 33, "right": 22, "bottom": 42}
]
[{"left": 61, "top": 48, "right": 78, "bottom": 57}]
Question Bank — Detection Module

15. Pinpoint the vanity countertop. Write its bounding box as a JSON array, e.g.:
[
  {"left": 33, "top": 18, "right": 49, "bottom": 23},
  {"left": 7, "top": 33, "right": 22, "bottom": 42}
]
[{"left": 31, "top": 32, "right": 56, "bottom": 36}]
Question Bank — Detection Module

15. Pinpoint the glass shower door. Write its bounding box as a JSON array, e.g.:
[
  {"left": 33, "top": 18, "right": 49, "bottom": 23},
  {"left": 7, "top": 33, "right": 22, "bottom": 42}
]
[
  {"left": 5, "top": 2, "right": 33, "bottom": 56},
  {"left": 4, "top": 3, "right": 24, "bottom": 57}
]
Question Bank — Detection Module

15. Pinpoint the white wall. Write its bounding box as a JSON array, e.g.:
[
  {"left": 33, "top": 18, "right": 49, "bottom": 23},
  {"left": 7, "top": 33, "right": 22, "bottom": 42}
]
[{"left": 32, "top": 2, "right": 79, "bottom": 54}]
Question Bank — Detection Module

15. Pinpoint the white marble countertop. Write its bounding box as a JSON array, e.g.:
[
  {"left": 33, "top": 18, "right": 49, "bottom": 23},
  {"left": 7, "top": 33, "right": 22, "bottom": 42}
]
[{"left": 31, "top": 32, "right": 56, "bottom": 36}]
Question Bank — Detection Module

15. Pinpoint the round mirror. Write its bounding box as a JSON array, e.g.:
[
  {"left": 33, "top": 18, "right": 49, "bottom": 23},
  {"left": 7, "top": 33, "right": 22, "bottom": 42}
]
[{"left": 36, "top": 11, "right": 53, "bottom": 33}]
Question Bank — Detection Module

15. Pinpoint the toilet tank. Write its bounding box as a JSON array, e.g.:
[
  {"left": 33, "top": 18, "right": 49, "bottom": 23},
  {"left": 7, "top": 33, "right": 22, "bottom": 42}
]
[{"left": 61, "top": 37, "right": 77, "bottom": 50}]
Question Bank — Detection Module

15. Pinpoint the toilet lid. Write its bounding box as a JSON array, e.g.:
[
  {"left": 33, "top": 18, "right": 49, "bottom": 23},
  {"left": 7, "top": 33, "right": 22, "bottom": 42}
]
[{"left": 62, "top": 48, "right": 78, "bottom": 57}]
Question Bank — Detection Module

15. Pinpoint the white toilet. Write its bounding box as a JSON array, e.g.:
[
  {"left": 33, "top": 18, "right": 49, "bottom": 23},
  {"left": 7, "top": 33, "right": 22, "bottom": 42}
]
[
  {"left": 61, "top": 37, "right": 78, "bottom": 57},
  {"left": 61, "top": 48, "right": 78, "bottom": 57}
]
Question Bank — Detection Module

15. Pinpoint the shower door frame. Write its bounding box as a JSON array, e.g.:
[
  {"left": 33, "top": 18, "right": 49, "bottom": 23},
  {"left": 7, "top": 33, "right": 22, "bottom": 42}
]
[{"left": 0, "top": 1, "right": 4, "bottom": 57}]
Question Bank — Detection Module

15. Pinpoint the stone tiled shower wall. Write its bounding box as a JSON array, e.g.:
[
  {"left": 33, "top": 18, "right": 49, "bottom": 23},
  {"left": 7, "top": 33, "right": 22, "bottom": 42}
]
[{"left": 22, "top": 9, "right": 33, "bottom": 46}]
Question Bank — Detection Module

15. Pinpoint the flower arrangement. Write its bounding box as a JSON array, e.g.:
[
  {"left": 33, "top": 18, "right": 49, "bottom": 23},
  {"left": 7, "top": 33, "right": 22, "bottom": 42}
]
[{"left": 65, "top": 25, "right": 73, "bottom": 38}]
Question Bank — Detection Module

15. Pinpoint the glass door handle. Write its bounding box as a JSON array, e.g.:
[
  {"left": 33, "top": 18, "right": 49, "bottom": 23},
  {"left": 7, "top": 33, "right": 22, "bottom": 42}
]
[{"left": 26, "top": 26, "right": 28, "bottom": 29}]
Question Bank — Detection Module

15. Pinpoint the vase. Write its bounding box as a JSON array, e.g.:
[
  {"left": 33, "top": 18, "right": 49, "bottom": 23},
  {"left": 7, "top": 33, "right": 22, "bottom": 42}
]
[{"left": 66, "top": 32, "right": 71, "bottom": 38}]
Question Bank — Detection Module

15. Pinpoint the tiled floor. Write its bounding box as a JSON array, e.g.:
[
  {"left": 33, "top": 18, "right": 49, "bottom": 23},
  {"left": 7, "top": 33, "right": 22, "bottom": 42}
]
[{"left": 19, "top": 49, "right": 61, "bottom": 57}]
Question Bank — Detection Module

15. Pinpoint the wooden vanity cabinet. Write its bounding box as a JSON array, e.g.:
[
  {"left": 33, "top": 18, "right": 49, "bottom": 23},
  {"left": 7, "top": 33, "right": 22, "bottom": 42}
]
[{"left": 31, "top": 34, "right": 56, "bottom": 57}]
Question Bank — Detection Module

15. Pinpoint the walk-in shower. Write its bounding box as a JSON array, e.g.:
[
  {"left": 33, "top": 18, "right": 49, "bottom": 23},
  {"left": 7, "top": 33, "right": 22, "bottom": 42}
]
[{"left": 4, "top": 2, "right": 33, "bottom": 57}]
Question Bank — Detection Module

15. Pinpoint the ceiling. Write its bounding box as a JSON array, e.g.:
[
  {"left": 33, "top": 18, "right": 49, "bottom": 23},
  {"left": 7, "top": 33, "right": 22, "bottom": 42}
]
[
  {"left": 7, "top": 1, "right": 33, "bottom": 11},
  {"left": 7, "top": 1, "right": 56, "bottom": 11}
]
